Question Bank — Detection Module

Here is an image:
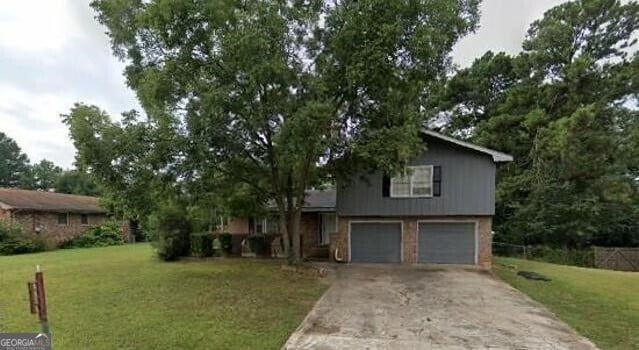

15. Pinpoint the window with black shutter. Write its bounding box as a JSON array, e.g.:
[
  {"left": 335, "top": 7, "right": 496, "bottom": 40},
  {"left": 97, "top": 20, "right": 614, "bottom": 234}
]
[
  {"left": 382, "top": 174, "right": 391, "bottom": 197},
  {"left": 433, "top": 166, "right": 442, "bottom": 197},
  {"left": 386, "top": 165, "right": 435, "bottom": 198}
]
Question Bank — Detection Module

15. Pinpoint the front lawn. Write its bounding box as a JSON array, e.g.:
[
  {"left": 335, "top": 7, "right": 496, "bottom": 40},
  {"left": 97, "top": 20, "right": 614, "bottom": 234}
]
[
  {"left": 0, "top": 244, "right": 326, "bottom": 349},
  {"left": 494, "top": 257, "right": 639, "bottom": 350}
]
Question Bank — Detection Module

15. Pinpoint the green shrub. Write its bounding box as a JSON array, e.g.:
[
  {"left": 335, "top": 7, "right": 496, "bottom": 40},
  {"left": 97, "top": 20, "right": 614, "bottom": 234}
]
[
  {"left": 191, "top": 232, "right": 214, "bottom": 257},
  {"left": 218, "top": 233, "right": 232, "bottom": 255},
  {"left": 0, "top": 223, "right": 46, "bottom": 255},
  {"left": 247, "top": 234, "right": 272, "bottom": 257},
  {"left": 149, "top": 203, "right": 192, "bottom": 261},
  {"left": 61, "top": 222, "right": 123, "bottom": 249}
]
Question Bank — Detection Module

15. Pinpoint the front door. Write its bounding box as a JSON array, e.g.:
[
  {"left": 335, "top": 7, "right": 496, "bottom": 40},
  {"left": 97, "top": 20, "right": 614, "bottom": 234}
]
[{"left": 319, "top": 213, "right": 336, "bottom": 245}]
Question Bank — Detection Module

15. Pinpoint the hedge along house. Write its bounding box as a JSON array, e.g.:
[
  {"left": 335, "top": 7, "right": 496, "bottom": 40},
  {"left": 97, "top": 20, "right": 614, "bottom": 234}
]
[
  {"left": 226, "top": 130, "right": 512, "bottom": 267},
  {"left": 0, "top": 188, "right": 108, "bottom": 246}
]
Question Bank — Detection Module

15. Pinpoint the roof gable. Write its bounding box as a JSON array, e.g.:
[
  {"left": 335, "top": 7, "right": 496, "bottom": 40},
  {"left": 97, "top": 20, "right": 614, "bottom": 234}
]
[{"left": 421, "top": 129, "right": 513, "bottom": 162}]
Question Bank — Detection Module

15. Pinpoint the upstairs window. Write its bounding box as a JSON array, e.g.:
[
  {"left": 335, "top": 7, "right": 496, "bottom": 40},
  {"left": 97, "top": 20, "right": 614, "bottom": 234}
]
[
  {"left": 81, "top": 214, "right": 89, "bottom": 225},
  {"left": 390, "top": 165, "right": 433, "bottom": 198}
]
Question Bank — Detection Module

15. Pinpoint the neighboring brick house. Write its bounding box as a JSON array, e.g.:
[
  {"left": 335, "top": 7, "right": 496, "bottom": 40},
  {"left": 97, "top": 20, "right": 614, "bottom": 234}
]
[
  {"left": 231, "top": 130, "right": 512, "bottom": 267},
  {"left": 0, "top": 188, "right": 108, "bottom": 246}
]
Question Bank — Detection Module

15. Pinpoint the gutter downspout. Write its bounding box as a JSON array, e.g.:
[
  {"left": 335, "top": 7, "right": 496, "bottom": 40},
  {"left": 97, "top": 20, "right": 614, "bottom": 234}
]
[{"left": 333, "top": 247, "right": 345, "bottom": 263}]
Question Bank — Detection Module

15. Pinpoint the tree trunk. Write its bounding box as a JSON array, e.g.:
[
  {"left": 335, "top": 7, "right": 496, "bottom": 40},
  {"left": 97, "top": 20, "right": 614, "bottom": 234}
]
[
  {"left": 290, "top": 208, "right": 302, "bottom": 263},
  {"left": 276, "top": 198, "right": 290, "bottom": 257},
  {"left": 286, "top": 174, "right": 295, "bottom": 258}
]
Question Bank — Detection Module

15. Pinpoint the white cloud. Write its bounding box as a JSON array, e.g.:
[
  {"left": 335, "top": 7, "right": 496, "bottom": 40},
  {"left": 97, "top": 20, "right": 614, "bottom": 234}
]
[
  {"left": 0, "top": 82, "right": 132, "bottom": 168},
  {"left": 453, "top": 0, "right": 568, "bottom": 68},
  {"left": 0, "top": 0, "right": 83, "bottom": 53},
  {"left": 0, "top": 0, "right": 139, "bottom": 169},
  {"left": 0, "top": 84, "right": 76, "bottom": 168}
]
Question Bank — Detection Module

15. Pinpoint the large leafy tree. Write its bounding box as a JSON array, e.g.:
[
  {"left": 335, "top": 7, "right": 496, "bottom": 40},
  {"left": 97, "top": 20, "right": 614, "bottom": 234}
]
[
  {"left": 20, "top": 159, "right": 64, "bottom": 191},
  {"left": 79, "top": 0, "right": 479, "bottom": 260},
  {"left": 439, "top": 0, "right": 639, "bottom": 247},
  {"left": 0, "top": 132, "right": 30, "bottom": 188},
  {"left": 63, "top": 104, "right": 179, "bottom": 224},
  {"left": 55, "top": 170, "right": 103, "bottom": 196}
]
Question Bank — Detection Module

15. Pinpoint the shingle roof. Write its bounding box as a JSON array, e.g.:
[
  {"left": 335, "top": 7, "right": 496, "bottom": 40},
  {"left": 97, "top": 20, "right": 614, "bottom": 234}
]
[
  {"left": 421, "top": 129, "right": 514, "bottom": 162},
  {"left": 0, "top": 188, "right": 107, "bottom": 214},
  {"left": 266, "top": 189, "right": 336, "bottom": 212},
  {"left": 302, "top": 190, "right": 336, "bottom": 211}
]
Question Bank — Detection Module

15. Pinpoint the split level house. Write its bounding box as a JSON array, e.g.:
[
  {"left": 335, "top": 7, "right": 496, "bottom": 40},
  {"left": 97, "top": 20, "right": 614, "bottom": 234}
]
[
  {"left": 0, "top": 188, "right": 108, "bottom": 246},
  {"left": 225, "top": 129, "right": 513, "bottom": 267}
]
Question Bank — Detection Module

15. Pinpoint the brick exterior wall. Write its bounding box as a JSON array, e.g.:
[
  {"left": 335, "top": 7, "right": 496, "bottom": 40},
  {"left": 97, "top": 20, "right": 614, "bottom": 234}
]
[
  {"left": 0, "top": 208, "right": 9, "bottom": 221},
  {"left": 224, "top": 217, "right": 250, "bottom": 234},
  {"left": 300, "top": 212, "right": 320, "bottom": 258},
  {"left": 0, "top": 210, "right": 107, "bottom": 247},
  {"left": 226, "top": 213, "right": 325, "bottom": 258},
  {"left": 330, "top": 220, "right": 348, "bottom": 262},
  {"left": 332, "top": 216, "right": 493, "bottom": 268},
  {"left": 477, "top": 216, "right": 493, "bottom": 267}
]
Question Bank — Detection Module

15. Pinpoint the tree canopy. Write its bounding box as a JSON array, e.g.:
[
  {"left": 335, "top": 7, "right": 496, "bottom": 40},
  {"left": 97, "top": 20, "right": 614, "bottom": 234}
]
[
  {"left": 0, "top": 132, "right": 30, "bottom": 188},
  {"left": 438, "top": 0, "right": 639, "bottom": 247},
  {"left": 55, "top": 170, "right": 103, "bottom": 197},
  {"left": 63, "top": 104, "right": 173, "bottom": 222},
  {"left": 0, "top": 130, "right": 104, "bottom": 195},
  {"left": 20, "top": 160, "right": 64, "bottom": 191},
  {"left": 66, "top": 0, "right": 480, "bottom": 259}
]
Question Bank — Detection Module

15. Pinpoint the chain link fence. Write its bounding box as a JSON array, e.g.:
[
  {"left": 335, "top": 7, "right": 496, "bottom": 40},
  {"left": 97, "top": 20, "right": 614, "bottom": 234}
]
[{"left": 493, "top": 242, "right": 595, "bottom": 267}]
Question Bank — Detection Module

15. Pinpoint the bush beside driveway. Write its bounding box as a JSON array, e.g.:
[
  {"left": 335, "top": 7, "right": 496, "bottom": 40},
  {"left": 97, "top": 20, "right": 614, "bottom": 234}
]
[{"left": 0, "top": 244, "right": 326, "bottom": 350}]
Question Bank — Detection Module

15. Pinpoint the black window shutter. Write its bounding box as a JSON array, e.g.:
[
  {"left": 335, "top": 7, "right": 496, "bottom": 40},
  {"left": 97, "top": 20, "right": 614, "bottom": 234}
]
[
  {"left": 433, "top": 166, "right": 441, "bottom": 197},
  {"left": 248, "top": 217, "right": 255, "bottom": 234},
  {"left": 382, "top": 174, "right": 390, "bottom": 197}
]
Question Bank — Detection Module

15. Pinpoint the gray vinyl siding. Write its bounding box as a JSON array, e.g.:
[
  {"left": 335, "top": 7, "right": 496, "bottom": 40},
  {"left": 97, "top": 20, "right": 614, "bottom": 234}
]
[{"left": 337, "top": 138, "right": 496, "bottom": 216}]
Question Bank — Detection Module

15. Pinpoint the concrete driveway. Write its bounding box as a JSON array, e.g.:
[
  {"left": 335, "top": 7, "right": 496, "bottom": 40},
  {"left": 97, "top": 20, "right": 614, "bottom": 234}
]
[{"left": 284, "top": 265, "right": 597, "bottom": 350}]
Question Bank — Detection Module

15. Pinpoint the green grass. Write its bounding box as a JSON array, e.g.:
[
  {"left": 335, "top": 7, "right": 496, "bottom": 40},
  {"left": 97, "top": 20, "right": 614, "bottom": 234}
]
[
  {"left": 494, "top": 257, "right": 639, "bottom": 350},
  {"left": 0, "top": 244, "right": 326, "bottom": 349}
]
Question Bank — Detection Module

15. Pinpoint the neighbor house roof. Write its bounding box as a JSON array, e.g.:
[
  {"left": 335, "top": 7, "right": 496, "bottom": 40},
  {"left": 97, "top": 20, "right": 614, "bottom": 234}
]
[
  {"left": 421, "top": 129, "right": 513, "bottom": 162},
  {"left": 0, "top": 188, "right": 107, "bottom": 214},
  {"left": 266, "top": 189, "right": 336, "bottom": 212}
]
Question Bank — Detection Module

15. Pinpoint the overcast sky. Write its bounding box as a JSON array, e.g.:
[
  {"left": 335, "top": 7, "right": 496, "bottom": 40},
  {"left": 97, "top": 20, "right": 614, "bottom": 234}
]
[{"left": 0, "top": 0, "right": 567, "bottom": 169}]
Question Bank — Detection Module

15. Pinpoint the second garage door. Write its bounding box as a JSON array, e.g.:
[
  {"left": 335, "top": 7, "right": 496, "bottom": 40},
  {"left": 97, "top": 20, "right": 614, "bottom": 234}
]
[
  {"left": 350, "top": 222, "right": 402, "bottom": 263},
  {"left": 418, "top": 222, "right": 476, "bottom": 264}
]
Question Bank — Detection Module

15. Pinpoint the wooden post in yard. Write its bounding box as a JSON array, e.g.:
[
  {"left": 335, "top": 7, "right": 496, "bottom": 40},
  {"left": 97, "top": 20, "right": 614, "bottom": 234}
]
[{"left": 34, "top": 265, "right": 51, "bottom": 341}]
